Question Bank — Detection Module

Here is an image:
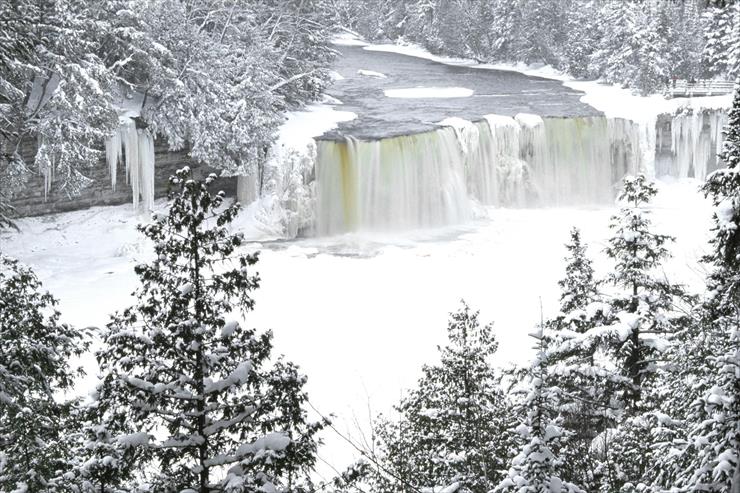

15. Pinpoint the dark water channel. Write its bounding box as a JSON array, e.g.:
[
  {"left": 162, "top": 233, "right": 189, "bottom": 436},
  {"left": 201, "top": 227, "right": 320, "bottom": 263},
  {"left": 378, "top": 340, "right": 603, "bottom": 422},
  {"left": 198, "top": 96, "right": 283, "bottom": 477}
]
[{"left": 322, "top": 45, "right": 601, "bottom": 140}]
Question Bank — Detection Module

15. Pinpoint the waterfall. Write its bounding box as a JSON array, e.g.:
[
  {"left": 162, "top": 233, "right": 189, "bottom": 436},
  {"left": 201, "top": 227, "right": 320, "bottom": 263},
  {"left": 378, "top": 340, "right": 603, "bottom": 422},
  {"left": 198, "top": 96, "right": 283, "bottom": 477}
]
[
  {"left": 313, "top": 114, "right": 649, "bottom": 234},
  {"left": 105, "top": 118, "right": 156, "bottom": 211},
  {"left": 315, "top": 130, "right": 471, "bottom": 235}
]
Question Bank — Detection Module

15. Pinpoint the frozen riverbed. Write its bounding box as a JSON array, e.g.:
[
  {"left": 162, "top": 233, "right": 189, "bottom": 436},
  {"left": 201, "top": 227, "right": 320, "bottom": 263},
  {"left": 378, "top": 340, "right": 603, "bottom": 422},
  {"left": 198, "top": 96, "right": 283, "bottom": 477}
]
[{"left": 0, "top": 178, "right": 714, "bottom": 476}]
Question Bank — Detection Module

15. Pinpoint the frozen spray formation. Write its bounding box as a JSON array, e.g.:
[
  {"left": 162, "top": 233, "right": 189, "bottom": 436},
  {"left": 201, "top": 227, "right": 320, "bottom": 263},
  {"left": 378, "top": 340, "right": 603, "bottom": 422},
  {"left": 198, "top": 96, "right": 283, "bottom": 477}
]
[
  {"left": 313, "top": 114, "right": 649, "bottom": 235},
  {"left": 105, "top": 118, "right": 156, "bottom": 212},
  {"left": 655, "top": 108, "right": 728, "bottom": 179}
]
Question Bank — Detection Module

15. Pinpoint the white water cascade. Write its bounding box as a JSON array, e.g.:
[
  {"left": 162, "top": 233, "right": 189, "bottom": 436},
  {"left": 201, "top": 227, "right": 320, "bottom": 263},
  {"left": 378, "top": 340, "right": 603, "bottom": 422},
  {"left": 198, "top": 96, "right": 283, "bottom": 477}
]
[
  {"left": 313, "top": 114, "right": 647, "bottom": 235},
  {"left": 315, "top": 129, "right": 471, "bottom": 235},
  {"left": 105, "top": 118, "right": 156, "bottom": 211}
]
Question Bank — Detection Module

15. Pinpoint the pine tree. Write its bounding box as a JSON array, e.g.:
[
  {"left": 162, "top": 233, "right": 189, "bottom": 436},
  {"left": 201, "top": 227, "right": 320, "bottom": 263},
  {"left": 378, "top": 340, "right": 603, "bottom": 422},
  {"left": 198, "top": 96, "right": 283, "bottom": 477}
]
[
  {"left": 95, "top": 168, "right": 324, "bottom": 492},
  {"left": 372, "top": 303, "right": 515, "bottom": 493},
  {"left": 0, "top": 255, "right": 90, "bottom": 492},
  {"left": 595, "top": 175, "right": 691, "bottom": 492},
  {"left": 496, "top": 329, "right": 582, "bottom": 493}
]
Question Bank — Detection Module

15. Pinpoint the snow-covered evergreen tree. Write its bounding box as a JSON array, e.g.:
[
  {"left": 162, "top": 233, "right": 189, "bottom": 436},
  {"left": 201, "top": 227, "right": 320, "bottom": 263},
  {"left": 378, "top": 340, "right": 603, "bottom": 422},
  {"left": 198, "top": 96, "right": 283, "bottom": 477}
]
[
  {"left": 0, "top": 255, "right": 90, "bottom": 492},
  {"left": 372, "top": 303, "right": 515, "bottom": 493},
  {"left": 604, "top": 174, "right": 687, "bottom": 413},
  {"left": 96, "top": 168, "right": 324, "bottom": 492},
  {"left": 669, "top": 81, "right": 740, "bottom": 493},
  {"left": 701, "top": 2, "right": 740, "bottom": 79},
  {"left": 542, "top": 228, "right": 614, "bottom": 491},
  {"left": 496, "top": 330, "right": 582, "bottom": 493},
  {"left": 592, "top": 175, "right": 691, "bottom": 492}
]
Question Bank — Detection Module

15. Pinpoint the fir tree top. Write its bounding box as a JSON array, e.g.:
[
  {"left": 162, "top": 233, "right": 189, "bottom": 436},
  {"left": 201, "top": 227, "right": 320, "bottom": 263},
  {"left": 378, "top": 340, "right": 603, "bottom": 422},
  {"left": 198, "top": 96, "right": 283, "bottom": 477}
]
[{"left": 558, "top": 227, "right": 597, "bottom": 315}]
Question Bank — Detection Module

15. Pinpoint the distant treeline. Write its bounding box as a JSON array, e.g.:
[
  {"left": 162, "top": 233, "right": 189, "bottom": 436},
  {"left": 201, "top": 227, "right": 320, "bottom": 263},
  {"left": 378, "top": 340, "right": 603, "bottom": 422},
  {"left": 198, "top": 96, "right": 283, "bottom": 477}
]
[{"left": 336, "top": 0, "right": 739, "bottom": 95}]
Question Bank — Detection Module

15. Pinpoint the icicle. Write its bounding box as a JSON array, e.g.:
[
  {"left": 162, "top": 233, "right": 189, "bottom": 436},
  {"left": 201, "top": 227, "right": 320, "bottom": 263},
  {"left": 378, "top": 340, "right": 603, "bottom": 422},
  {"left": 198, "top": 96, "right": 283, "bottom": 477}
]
[
  {"left": 122, "top": 119, "right": 140, "bottom": 210},
  {"left": 138, "top": 128, "right": 155, "bottom": 211},
  {"left": 105, "top": 127, "right": 123, "bottom": 192},
  {"left": 668, "top": 109, "right": 728, "bottom": 180},
  {"left": 106, "top": 118, "right": 157, "bottom": 211}
]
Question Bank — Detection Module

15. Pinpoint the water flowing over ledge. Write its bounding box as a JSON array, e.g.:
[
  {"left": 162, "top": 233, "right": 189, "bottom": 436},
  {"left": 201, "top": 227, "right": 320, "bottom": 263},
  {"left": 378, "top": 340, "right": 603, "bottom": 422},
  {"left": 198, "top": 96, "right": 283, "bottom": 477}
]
[
  {"left": 313, "top": 114, "right": 650, "bottom": 235},
  {"left": 102, "top": 108, "right": 727, "bottom": 238}
]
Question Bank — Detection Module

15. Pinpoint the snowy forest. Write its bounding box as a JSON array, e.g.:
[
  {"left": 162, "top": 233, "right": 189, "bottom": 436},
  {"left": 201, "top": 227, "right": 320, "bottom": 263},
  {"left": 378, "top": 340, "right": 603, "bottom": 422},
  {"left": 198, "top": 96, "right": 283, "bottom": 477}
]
[{"left": 2, "top": 0, "right": 740, "bottom": 493}]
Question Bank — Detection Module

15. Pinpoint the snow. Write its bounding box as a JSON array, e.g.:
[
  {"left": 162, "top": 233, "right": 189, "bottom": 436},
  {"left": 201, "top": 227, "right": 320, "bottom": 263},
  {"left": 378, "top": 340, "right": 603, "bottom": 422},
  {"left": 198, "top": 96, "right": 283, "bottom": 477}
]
[
  {"left": 357, "top": 69, "right": 387, "bottom": 79},
  {"left": 236, "top": 432, "right": 291, "bottom": 456},
  {"left": 330, "top": 33, "right": 369, "bottom": 47},
  {"left": 221, "top": 320, "right": 239, "bottom": 338},
  {"left": 232, "top": 103, "right": 356, "bottom": 239},
  {"left": 715, "top": 199, "right": 737, "bottom": 231},
  {"left": 384, "top": 87, "right": 474, "bottom": 98},
  {"left": 0, "top": 179, "right": 714, "bottom": 475},
  {"left": 515, "top": 113, "right": 544, "bottom": 128},
  {"left": 204, "top": 361, "right": 252, "bottom": 394},
  {"left": 117, "top": 432, "right": 150, "bottom": 447}
]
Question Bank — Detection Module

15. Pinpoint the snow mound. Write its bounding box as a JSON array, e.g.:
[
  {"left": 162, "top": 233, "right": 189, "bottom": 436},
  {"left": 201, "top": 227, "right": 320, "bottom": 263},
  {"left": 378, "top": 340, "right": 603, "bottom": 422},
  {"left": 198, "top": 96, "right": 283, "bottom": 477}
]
[
  {"left": 384, "top": 87, "right": 474, "bottom": 98},
  {"left": 357, "top": 69, "right": 387, "bottom": 79},
  {"left": 515, "top": 113, "right": 545, "bottom": 128}
]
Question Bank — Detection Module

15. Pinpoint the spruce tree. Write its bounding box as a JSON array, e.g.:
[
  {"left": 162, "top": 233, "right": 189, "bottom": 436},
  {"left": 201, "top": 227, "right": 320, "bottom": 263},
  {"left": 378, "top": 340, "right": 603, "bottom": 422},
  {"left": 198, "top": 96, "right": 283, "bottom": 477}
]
[
  {"left": 543, "top": 228, "right": 614, "bottom": 490},
  {"left": 96, "top": 168, "right": 323, "bottom": 492},
  {"left": 595, "top": 175, "right": 691, "bottom": 492},
  {"left": 372, "top": 303, "right": 515, "bottom": 493},
  {"left": 496, "top": 329, "right": 582, "bottom": 493},
  {"left": 0, "top": 255, "right": 90, "bottom": 492},
  {"left": 604, "top": 174, "right": 686, "bottom": 413}
]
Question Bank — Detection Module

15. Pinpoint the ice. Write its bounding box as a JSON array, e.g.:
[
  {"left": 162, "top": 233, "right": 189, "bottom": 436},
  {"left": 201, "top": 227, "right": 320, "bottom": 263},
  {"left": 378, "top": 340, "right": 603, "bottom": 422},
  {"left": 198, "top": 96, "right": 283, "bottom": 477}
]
[
  {"left": 234, "top": 103, "right": 356, "bottom": 238},
  {"left": 357, "top": 69, "right": 387, "bottom": 79},
  {"left": 105, "top": 118, "right": 156, "bottom": 211}
]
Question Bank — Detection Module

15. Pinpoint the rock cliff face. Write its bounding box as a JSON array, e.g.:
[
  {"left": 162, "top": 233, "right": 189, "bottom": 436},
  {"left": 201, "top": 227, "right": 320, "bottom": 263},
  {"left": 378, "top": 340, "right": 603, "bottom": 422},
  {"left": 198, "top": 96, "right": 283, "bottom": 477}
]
[{"left": 10, "top": 137, "right": 236, "bottom": 218}]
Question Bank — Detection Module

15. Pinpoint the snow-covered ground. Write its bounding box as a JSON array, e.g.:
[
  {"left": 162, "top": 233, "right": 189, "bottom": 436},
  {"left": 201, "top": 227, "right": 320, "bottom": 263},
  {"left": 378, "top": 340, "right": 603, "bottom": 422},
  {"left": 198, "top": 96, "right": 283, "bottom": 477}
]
[{"left": 0, "top": 178, "right": 714, "bottom": 477}]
